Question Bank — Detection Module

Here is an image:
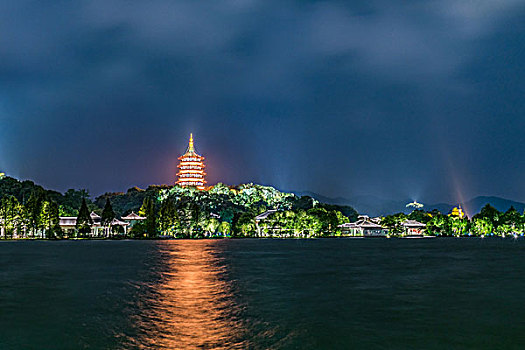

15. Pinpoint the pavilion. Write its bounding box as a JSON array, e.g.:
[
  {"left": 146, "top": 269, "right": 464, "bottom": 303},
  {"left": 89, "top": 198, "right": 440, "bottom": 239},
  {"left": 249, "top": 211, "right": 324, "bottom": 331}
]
[
  {"left": 338, "top": 215, "right": 389, "bottom": 237},
  {"left": 401, "top": 220, "right": 426, "bottom": 237}
]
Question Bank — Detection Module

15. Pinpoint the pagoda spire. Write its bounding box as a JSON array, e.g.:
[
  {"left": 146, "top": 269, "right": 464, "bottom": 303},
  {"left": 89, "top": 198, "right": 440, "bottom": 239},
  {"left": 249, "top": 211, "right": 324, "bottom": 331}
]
[{"left": 187, "top": 133, "right": 195, "bottom": 154}]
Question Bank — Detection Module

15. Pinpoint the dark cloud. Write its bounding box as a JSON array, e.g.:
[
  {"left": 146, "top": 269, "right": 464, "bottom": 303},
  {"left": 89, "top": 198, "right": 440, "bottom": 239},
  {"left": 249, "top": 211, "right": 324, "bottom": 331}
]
[{"left": 1, "top": 0, "right": 524, "bottom": 203}]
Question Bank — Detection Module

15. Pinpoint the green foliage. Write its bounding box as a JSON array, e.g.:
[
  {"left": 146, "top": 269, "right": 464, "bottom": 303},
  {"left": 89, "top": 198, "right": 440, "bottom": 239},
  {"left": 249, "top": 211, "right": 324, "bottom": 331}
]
[
  {"left": 138, "top": 197, "right": 157, "bottom": 238},
  {"left": 471, "top": 217, "right": 492, "bottom": 236},
  {"left": 381, "top": 213, "right": 407, "bottom": 235},
  {"left": 61, "top": 189, "right": 91, "bottom": 216},
  {"left": 450, "top": 217, "right": 469, "bottom": 236},
  {"left": 0, "top": 196, "right": 23, "bottom": 238},
  {"left": 426, "top": 215, "right": 448, "bottom": 236},
  {"left": 148, "top": 183, "right": 354, "bottom": 238},
  {"left": 101, "top": 198, "right": 116, "bottom": 227},
  {"left": 76, "top": 198, "right": 92, "bottom": 237},
  {"left": 318, "top": 203, "right": 358, "bottom": 222},
  {"left": 218, "top": 221, "right": 231, "bottom": 236},
  {"left": 408, "top": 209, "right": 432, "bottom": 224},
  {"left": 158, "top": 198, "right": 180, "bottom": 236},
  {"left": 40, "top": 200, "right": 62, "bottom": 239},
  {"left": 473, "top": 204, "right": 501, "bottom": 227}
]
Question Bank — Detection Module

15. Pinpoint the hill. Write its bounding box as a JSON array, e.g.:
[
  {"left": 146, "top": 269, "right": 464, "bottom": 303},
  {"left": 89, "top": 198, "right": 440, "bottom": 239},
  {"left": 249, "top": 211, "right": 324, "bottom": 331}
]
[{"left": 296, "top": 191, "right": 525, "bottom": 217}]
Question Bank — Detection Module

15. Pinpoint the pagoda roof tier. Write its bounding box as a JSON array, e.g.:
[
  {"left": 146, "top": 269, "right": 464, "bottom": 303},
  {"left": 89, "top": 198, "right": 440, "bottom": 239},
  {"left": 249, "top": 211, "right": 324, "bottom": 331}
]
[
  {"left": 177, "top": 169, "right": 206, "bottom": 173},
  {"left": 177, "top": 182, "right": 206, "bottom": 186},
  {"left": 178, "top": 161, "right": 206, "bottom": 165},
  {"left": 177, "top": 179, "right": 207, "bottom": 184},
  {"left": 177, "top": 171, "right": 207, "bottom": 176},
  {"left": 178, "top": 168, "right": 205, "bottom": 172},
  {"left": 178, "top": 155, "right": 205, "bottom": 161}
]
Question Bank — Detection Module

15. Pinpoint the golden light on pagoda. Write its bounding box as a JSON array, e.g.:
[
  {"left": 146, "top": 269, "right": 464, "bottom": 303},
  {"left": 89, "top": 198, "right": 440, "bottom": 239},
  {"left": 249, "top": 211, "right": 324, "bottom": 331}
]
[{"left": 176, "top": 133, "right": 206, "bottom": 190}]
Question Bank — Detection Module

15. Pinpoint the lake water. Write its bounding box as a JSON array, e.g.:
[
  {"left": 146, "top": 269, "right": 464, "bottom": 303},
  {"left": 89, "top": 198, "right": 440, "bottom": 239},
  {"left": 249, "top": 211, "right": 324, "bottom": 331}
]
[{"left": 1, "top": 238, "right": 525, "bottom": 349}]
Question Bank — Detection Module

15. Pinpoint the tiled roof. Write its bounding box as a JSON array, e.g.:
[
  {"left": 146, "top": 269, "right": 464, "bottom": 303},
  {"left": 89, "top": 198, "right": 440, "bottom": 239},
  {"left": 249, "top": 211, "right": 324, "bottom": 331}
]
[
  {"left": 255, "top": 210, "right": 278, "bottom": 220},
  {"left": 401, "top": 220, "right": 426, "bottom": 228},
  {"left": 121, "top": 211, "right": 146, "bottom": 220}
]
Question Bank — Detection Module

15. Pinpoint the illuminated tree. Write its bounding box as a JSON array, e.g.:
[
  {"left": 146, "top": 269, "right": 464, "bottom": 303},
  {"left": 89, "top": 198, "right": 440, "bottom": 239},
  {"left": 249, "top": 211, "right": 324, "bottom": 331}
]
[
  {"left": 473, "top": 204, "right": 501, "bottom": 227},
  {"left": 381, "top": 213, "right": 407, "bottom": 235},
  {"left": 203, "top": 217, "right": 220, "bottom": 236},
  {"left": 40, "top": 200, "right": 61, "bottom": 239},
  {"left": 0, "top": 196, "right": 20, "bottom": 238},
  {"left": 158, "top": 198, "right": 180, "bottom": 236},
  {"left": 426, "top": 215, "right": 447, "bottom": 236},
  {"left": 472, "top": 218, "right": 493, "bottom": 237},
  {"left": 450, "top": 217, "right": 468, "bottom": 236},
  {"left": 138, "top": 197, "right": 157, "bottom": 238},
  {"left": 26, "top": 191, "right": 44, "bottom": 238},
  {"left": 218, "top": 221, "right": 231, "bottom": 236}
]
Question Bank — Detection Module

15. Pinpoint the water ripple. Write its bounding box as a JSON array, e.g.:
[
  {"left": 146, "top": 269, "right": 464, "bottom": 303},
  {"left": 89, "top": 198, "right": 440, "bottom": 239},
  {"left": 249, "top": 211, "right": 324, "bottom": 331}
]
[{"left": 123, "top": 241, "right": 248, "bottom": 349}]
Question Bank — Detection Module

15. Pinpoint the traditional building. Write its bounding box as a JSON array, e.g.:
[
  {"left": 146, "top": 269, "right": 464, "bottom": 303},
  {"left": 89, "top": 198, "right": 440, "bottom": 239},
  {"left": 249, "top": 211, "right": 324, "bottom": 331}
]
[
  {"left": 255, "top": 210, "right": 278, "bottom": 237},
  {"left": 121, "top": 211, "right": 146, "bottom": 227},
  {"left": 338, "top": 215, "right": 389, "bottom": 237},
  {"left": 401, "top": 220, "right": 426, "bottom": 237},
  {"left": 450, "top": 205, "right": 466, "bottom": 219},
  {"left": 176, "top": 133, "right": 206, "bottom": 190},
  {"left": 59, "top": 211, "right": 131, "bottom": 237}
]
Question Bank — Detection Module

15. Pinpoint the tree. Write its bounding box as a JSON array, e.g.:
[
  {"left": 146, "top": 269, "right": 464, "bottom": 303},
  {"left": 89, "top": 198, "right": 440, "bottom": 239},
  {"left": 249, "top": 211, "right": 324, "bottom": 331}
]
[
  {"left": 158, "top": 198, "right": 180, "bottom": 236},
  {"left": 408, "top": 210, "right": 432, "bottom": 224},
  {"left": 426, "top": 215, "right": 447, "bottom": 236},
  {"left": 101, "top": 198, "right": 116, "bottom": 237},
  {"left": 139, "top": 197, "right": 157, "bottom": 238},
  {"left": 381, "top": 213, "right": 407, "bottom": 236},
  {"left": 218, "top": 221, "right": 231, "bottom": 236},
  {"left": 0, "top": 196, "right": 21, "bottom": 238},
  {"left": 62, "top": 189, "right": 91, "bottom": 216},
  {"left": 76, "top": 198, "right": 92, "bottom": 238},
  {"left": 503, "top": 206, "right": 521, "bottom": 233},
  {"left": 471, "top": 217, "right": 493, "bottom": 237},
  {"left": 40, "top": 200, "right": 61, "bottom": 239},
  {"left": 473, "top": 204, "right": 501, "bottom": 227},
  {"left": 26, "top": 191, "right": 44, "bottom": 237},
  {"left": 234, "top": 211, "right": 256, "bottom": 237},
  {"left": 450, "top": 217, "right": 468, "bottom": 236}
]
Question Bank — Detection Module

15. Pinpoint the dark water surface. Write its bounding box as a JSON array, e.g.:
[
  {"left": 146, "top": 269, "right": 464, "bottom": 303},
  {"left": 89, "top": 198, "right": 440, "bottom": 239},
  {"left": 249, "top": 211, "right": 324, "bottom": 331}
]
[{"left": 1, "top": 239, "right": 525, "bottom": 349}]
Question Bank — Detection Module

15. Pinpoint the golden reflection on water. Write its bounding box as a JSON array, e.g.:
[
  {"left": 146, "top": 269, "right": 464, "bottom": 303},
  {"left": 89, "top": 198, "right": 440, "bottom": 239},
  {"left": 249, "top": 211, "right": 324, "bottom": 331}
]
[{"left": 131, "top": 240, "right": 247, "bottom": 349}]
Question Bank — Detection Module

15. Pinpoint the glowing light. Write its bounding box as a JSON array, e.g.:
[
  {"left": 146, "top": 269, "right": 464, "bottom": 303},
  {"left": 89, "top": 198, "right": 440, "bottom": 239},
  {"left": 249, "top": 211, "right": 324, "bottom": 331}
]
[
  {"left": 449, "top": 205, "right": 465, "bottom": 219},
  {"left": 406, "top": 201, "right": 424, "bottom": 210},
  {"left": 176, "top": 133, "right": 206, "bottom": 190}
]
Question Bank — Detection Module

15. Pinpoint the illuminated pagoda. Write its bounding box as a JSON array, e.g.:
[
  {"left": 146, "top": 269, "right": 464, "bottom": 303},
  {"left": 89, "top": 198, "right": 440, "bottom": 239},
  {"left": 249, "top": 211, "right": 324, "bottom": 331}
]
[
  {"left": 176, "top": 133, "right": 206, "bottom": 190},
  {"left": 450, "top": 205, "right": 466, "bottom": 219}
]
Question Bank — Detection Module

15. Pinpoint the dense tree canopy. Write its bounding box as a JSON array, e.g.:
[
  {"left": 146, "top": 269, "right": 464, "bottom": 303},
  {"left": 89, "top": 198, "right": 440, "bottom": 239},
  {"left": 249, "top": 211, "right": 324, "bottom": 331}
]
[{"left": 4, "top": 176, "right": 525, "bottom": 239}]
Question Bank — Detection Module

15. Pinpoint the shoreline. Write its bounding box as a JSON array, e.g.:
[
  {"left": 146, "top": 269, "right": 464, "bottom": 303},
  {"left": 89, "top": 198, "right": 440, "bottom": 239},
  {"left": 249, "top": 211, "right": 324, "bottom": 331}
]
[{"left": 0, "top": 235, "right": 521, "bottom": 241}]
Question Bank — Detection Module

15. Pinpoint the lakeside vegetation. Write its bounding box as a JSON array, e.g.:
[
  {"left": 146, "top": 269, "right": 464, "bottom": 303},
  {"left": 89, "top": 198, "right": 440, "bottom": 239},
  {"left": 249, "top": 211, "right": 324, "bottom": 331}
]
[
  {"left": 382, "top": 205, "right": 525, "bottom": 237},
  {"left": 0, "top": 177, "right": 357, "bottom": 239},
  {"left": 1, "top": 176, "right": 524, "bottom": 239}
]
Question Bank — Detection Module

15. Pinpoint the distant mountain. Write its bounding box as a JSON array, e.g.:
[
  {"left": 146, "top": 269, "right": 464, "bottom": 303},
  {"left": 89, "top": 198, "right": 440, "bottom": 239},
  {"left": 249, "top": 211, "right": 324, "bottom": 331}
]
[
  {"left": 292, "top": 191, "right": 525, "bottom": 217},
  {"left": 292, "top": 191, "right": 411, "bottom": 216},
  {"left": 464, "top": 196, "right": 525, "bottom": 216}
]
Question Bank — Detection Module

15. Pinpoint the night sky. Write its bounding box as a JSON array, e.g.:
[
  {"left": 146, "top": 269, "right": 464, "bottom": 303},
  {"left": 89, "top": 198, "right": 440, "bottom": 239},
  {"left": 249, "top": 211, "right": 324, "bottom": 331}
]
[{"left": 1, "top": 1, "right": 524, "bottom": 203}]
